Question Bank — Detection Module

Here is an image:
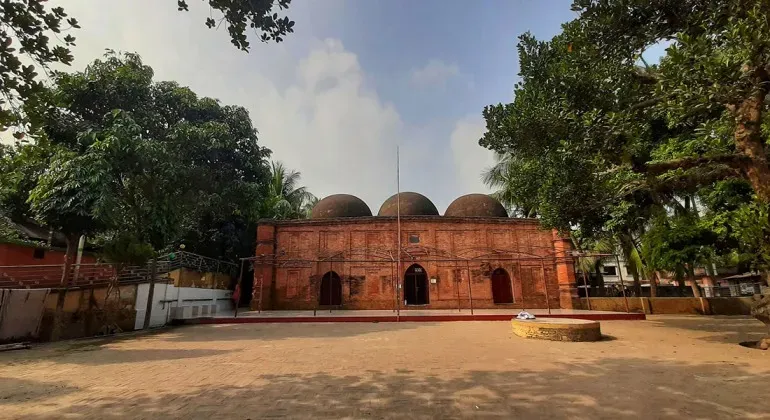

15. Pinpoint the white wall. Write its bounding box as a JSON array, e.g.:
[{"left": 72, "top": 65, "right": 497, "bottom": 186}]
[{"left": 134, "top": 283, "right": 233, "bottom": 330}]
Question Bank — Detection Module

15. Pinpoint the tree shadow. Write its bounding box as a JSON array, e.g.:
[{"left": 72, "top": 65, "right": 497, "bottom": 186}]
[
  {"left": 646, "top": 316, "right": 768, "bottom": 344},
  {"left": 0, "top": 377, "right": 79, "bottom": 405},
  {"left": 2, "top": 344, "right": 232, "bottom": 366},
  {"left": 57, "top": 348, "right": 234, "bottom": 365},
  {"left": 22, "top": 357, "right": 769, "bottom": 419},
  {"left": 161, "top": 321, "right": 425, "bottom": 343}
]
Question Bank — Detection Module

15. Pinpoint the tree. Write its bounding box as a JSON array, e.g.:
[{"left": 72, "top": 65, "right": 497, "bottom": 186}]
[
  {"left": 261, "top": 161, "right": 316, "bottom": 220},
  {"left": 482, "top": 152, "right": 539, "bottom": 218},
  {"left": 642, "top": 212, "right": 719, "bottom": 298},
  {"left": 479, "top": 1, "right": 770, "bottom": 297},
  {"left": 0, "top": 0, "right": 294, "bottom": 131},
  {"left": 1, "top": 52, "right": 274, "bottom": 263},
  {"left": 27, "top": 147, "right": 108, "bottom": 275},
  {"left": 700, "top": 179, "right": 770, "bottom": 275},
  {"left": 303, "top": 195, "right": 319, "bottom": 219},
  {"left": 572, "top": 0, "right": 770, "bottom": 203},
  {"left": 177, "top": 0, "right": 294, "bottom": 50}
]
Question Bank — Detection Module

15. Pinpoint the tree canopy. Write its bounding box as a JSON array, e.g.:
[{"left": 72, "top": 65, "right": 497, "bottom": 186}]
[
  {"left": 0, "top": 0, "right": 294, "bottom": 131},
  {"left": 0, "top": 52, "right": 284, "bottom": 265},
  {"left": 261, "top": 161, "right": 317, "bottom": 220},
  {"left": 480, "top": 0, "right": 770, "bottom": 282}
]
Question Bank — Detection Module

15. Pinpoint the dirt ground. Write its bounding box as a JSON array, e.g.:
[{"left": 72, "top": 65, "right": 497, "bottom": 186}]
[{"left": 0, "top": 315, "right": 768, "bottom": 419}]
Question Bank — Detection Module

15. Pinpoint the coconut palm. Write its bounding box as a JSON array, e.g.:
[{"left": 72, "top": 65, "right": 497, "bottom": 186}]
[
  {"left": 482, "top": 152, "right": 538, "bottom": 218},
  {"left": 262, "top": 161, "right": 317, "bottom": 220}
]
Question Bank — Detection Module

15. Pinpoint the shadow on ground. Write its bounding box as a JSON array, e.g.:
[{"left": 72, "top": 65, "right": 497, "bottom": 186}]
[
  {"left": 160, "top": 321, "right": 426, "bottom": 342},
  {"left": 2, "top": 344, "right": 233, "bottom": 366},
  {"left": 0, "top": 377, "right": 79, "bottom": 405},
  {"left": 646, "top": 315, "right": 768, "bottom": 344},
  {"left": 18, "top": 357, "right": 769, "bottom": 419}
]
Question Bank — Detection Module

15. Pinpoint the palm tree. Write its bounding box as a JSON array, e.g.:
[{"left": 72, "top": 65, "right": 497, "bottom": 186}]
[
  {"left": 482, "top": 152, "right": 538, "bottom": 218},
  {"left": 263, "top": 161, "right": 317, "bottom": 220},
  {"left": 302, "top": 195, "right": 319, "bottom": 219}
]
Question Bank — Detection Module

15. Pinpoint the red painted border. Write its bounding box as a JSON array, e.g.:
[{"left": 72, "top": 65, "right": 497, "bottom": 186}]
[{"left": 185, "top": 312, "right": 645, "bottom": 325}]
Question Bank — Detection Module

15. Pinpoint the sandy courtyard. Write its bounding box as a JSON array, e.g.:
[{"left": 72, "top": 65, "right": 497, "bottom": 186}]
[{"left": 0, "top": 316, "right": 768, "bottom": 419}]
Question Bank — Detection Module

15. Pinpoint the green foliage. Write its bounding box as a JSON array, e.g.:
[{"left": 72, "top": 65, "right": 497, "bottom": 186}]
[
  {"left": 0, "top": 139, "right": 55, "bottom": 221},
  {"left": 0, "top": 0, "right": 78, "bottom": 131},
  {"left": 0, "top": 0, "right": 294, "bottom": 131},
  {"left": 261, "top": 161, "right": 316, "bottom": 220},
  {"left": 642, "top": 214, "right": 717, "bottom": 278},
  {"left": 0, "top": 213, "right": 21, "bottom": 244},
  {"left": 480, "top": 0, "right": 770, "bottom": 277},
  {"left": 99, "top": 232, "right": 155, "bottom": 266},
  {"left": 177, "top": 0, "right": 294, "bottom": 50},
  {"left": 27, "top": 148, "right": 108, "bottom": 238},
  {"left": 700, "top": 180, "right": 770, "bottom": 272},
  {"left": 2, "top": 52, "right": 281, "bottom": 262}
]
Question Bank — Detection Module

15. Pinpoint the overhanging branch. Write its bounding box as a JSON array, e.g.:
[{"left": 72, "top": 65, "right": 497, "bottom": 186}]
[{"left": 645, "top": 155, "right": 749, "bottom": 176}]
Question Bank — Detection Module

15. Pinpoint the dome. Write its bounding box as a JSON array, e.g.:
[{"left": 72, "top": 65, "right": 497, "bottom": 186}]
[
  {"left": 444, "top": 194, "right": 508, "bottom": 218},
  {"left": 310, "top": 194, "right": 373, "bottom": 219},
  {"left": 378, "top": 192, "right": 439, "bottom": 216}
]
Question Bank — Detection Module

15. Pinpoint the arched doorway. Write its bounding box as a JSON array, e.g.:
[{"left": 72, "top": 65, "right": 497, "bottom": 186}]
[
  {"left": 491, "top": 268, "right": 514, "bottom": 304},
  {"left": 319, "top": 271, "right": 342, "bottom": 306},
  {"left": 404, "top": 264, "right": 429, "bottom": 305}
]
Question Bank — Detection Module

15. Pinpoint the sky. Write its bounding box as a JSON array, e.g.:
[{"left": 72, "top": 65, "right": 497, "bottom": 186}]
[{"left": 35, "top": 0, "right": 586, "bottom": 213}]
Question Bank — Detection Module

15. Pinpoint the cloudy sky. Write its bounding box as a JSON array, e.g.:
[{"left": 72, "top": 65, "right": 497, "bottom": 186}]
[{"left": 45, "top": 0, "right": 580, "bottom": 213}]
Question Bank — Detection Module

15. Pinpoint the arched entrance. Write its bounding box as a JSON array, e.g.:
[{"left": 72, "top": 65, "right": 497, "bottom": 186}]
[
  {"left": 491, "top": 268, "right": 514, "bottom": 304},
  {"left": 319, "top": 271, "right": 342, "bottom": 306},
  {"left": 404, "top": 264, "right": 429, "bottom": 305}
]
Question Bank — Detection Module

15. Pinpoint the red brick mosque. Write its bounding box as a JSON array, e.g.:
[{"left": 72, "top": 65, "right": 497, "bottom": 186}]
[{"left": 251, "top": 193, "right": 577, "bottom": 311}]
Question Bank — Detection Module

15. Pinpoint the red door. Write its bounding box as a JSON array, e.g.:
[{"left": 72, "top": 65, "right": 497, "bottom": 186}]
[{"left": 491, "top": 268, "right": 513, "bottom": 304}]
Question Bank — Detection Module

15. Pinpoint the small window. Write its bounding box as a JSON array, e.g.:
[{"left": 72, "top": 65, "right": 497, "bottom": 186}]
[
  {"left": 602, "top": 266, "right": 617, "bottom": 276},
  {"left": 408, "top": 234, "right": 420, "bottom": 244},
  {"left": 33, "top": 248, "right": 46, "bottom": 259}
]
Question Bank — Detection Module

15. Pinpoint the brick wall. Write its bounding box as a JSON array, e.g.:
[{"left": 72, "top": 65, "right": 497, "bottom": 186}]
[
  {"left": 0, "top": 243, "right": 97, "bottom": 266},
  {"left": 578, "top": 296, "right": 756, "bottom": 315},
  {"left": 252, "top": 217, "right": 576, "bottom": 311}
]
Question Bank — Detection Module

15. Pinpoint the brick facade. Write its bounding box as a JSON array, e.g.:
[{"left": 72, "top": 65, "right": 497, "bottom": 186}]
[
  {"left": 251, "top": 216, "right": 577, "bottom": 311},
  {"left": 0, "top": 243, "right": 97, "bottom": 266}
]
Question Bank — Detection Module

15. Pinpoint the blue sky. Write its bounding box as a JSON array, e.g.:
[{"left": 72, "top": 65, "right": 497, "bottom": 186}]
[
  {"left": 327, "top": 0, "right": 578, "bottom": 124},
  {"left": 51, "top": 0, "right": 592, "bottom": 212}
]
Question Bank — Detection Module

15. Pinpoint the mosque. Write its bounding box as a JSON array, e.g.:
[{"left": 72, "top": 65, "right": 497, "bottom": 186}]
[{"left": 251, "top": 193, "right": 578, "bottom": 311}]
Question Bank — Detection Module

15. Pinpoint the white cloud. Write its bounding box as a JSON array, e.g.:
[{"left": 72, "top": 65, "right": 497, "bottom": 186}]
[
  {"left": 17, "top": 1, "right": 493, "bottom": 213},
  {"left": 410, "top": 59, "right": 460, "bottom": 88},
  {"left": 450, "top": 115, "right": 495, "bottom": 195}
]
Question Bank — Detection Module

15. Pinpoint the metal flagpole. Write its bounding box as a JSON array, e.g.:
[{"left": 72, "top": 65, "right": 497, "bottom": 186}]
[{"left": 396, "top": 146, "right": 401, "bottom": 321}]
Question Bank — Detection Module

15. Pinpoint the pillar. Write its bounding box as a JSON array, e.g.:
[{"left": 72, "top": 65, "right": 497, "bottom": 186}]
[
  {"left": 552, "top": 230, "right": 578, "bottom": 309},
  {"left": 253, "top": 223, "right": 277, "bottom": 310}
]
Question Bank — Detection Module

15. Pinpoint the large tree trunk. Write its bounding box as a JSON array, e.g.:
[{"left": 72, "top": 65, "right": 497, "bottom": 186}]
[
  {"left": 675, "top": 265, "right": 688, "bottom": 296},
  {"left": 750, "top": 293, "right": 770, "bottom": 350},
  {"left": 50, "top": 233, "right": 80, "bottom": 341},
  {"left": 733, "top": 76, "right": 770, "bottom": 203},
  {"left": 630, "top": 268, "right": 642, "bottom": 297},
  {"left": 687, "top": 263, "right": 702, "bottom": 298},
  {"left": 619, "top": 233, "right": 642, "bottom": 296},
  {"left": 593, "top": 260, "right": 605, "bottom": 296},
  {"left": 649, "top": 271, "right": 659, "bottom": 298}
]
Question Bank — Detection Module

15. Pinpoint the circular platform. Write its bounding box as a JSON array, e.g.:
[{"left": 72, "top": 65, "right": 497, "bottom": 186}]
[{"left": 511, "top": 318, "right": 602, "bottom": 342}]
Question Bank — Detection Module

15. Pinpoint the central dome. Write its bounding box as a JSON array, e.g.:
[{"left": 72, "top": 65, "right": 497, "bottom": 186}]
[
  {"left": 311, "top": 194, "right": 372, "bottom": 219},
  {"left": 444, "top": 194, "right": 508, "bottom": 218},
  {"left": 378, "top": 192, "right": 439, "bottom": 216}
]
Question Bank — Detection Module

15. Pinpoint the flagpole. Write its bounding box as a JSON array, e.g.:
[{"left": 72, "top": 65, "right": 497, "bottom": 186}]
[{"left": 396, "top": 146, "right": 401, "bottom": 321}]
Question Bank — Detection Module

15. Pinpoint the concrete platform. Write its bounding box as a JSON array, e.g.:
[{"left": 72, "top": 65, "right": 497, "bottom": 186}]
[
  {"left": 181, "top": 308, "right": 645, "bottom": 325},
  {"left": 511, "top": 317, "right": 602, "bottom": 342}
]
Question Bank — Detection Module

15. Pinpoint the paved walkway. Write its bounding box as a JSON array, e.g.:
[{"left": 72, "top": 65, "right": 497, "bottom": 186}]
[
  {"left": 0, "top": 315, "right": 768, "bottom": 419},
  {"left": 224, "top": 308, "right": 628, "bottom": 318}
]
